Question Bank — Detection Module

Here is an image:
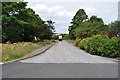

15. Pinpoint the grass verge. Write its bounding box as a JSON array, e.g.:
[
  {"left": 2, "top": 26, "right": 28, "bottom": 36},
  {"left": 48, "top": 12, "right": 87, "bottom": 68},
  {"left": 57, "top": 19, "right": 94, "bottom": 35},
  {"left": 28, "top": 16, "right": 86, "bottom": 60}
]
[
  {"left": 66, "top": 40, "right": 75, "bottom": 43},
  {"left": 1, "top": 40, "right": 55, "bottom": 62}
]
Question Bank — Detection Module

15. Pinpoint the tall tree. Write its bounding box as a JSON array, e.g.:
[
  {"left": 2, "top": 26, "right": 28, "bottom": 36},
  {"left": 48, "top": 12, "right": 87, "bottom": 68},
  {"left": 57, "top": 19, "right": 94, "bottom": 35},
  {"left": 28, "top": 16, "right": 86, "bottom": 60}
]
[
  {"left": 68, "top": 9, "right": 88, "bottom": 39},
  {"left": 75, "top": 21, "right": 108, "bottom": 37},
  {"left": 2, "top": 2, "right": 28, "bottom": 42},
  {"left": 2, "top": 2, "right": 55, "bottom": 42},
  {"left": 71, "top": 9, "right": 88, "bottom": 25},
  {"left": 44, "top": 20, "right": 55, "bottom": 39},
  {"left": 46, "top": 20, "right": 55, "bottom": 32}
]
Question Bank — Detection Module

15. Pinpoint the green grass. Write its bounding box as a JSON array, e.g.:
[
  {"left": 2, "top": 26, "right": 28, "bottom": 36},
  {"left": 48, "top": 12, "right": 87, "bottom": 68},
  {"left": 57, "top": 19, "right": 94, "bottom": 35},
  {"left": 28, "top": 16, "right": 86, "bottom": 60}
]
[
  {"left": 66, "top": 40, "right": 75, "bottom": 43},
  {"left": 1, "top": 40, "right": 55, "bottom": 62}
]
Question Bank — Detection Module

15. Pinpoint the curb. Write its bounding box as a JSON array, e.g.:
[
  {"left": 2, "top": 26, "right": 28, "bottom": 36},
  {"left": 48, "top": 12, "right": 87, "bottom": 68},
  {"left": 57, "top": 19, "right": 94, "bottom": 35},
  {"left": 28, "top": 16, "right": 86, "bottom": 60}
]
[{"left": 1, "top": 42, "right": 57, "bottom": 64}]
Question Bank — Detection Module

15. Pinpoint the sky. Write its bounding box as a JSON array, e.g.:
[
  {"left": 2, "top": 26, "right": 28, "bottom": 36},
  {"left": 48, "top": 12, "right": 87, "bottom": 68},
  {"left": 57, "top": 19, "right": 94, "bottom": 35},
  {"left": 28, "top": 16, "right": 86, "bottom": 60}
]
[{"left": 25, "top": 0, "right": 119, "bottom": 33}]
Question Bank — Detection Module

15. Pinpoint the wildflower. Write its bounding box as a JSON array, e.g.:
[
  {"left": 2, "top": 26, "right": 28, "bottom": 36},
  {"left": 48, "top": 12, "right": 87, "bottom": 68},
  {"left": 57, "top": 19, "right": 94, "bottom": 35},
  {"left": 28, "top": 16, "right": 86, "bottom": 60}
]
[
  {"left": 13, "top": 43, "right": 17, "bottom": 45},
  {"left": 13, "top": 43, "right": 19, "bottom": 46},
  {"left": 16, "top": 44, "right": 19, "bottom": 46},
  {"left": 6, "top": 41, "right": 11, "bottom": 44},
  {"left": 28, "top": 42, "right": 33, "bottom": 45},
  {"left": 4, "top": 57, "right": 9, "bottom": 61}
]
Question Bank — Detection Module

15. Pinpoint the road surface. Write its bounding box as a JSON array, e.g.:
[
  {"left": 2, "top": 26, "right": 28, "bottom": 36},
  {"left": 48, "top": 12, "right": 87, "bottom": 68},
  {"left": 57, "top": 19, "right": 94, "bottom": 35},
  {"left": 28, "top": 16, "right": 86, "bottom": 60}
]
[
  {"left": 21, "top": 41, "right": 118, "bottom": 63},
  {"left": 2, "top": 41, "right": 119, "bottom": 78}
]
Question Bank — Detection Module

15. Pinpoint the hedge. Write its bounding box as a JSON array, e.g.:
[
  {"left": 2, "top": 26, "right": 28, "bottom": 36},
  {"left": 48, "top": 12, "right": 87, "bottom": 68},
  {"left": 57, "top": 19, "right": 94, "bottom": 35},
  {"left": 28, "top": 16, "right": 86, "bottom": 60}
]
[
  {"left": 75, "top": 35, "right": 120, "bottom": 58},
  {"left": 75, "top": 39, "right": 82, "bottom": 46}
]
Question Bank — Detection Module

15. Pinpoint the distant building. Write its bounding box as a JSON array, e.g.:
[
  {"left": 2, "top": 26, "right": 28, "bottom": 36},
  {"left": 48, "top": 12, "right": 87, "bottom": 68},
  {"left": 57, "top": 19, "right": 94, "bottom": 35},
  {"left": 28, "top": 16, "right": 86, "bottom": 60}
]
[
  {"left": 52, "top": 33, "right": 62, "bottom": 36},
  {"left": 118, "top": 1, "right": 120, "bottom": 21}
]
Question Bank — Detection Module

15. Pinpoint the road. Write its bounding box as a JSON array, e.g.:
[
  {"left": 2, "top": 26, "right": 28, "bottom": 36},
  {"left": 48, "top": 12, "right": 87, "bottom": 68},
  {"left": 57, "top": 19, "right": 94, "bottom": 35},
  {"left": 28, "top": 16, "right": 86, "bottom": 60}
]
[
  {"left": 21, "top": 41, "right": 117, "bottom": 63},
  {"left": 2, "top": 41, "right": 119, "bottom": 78}
]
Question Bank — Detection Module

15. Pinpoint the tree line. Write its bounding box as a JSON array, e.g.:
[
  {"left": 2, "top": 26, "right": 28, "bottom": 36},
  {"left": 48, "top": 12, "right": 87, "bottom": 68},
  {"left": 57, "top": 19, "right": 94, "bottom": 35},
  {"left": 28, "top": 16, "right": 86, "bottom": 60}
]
[
  {"left": 2, "top": 2, "right": 55, "bottom": 43},
  {"left": 68, "top": 9, "right": 120, "bottom": 39}
]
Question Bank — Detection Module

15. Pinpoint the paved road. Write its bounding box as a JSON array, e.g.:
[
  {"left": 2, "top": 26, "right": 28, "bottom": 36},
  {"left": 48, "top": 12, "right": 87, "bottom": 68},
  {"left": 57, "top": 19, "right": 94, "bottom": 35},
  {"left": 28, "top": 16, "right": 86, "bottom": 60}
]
[
  {"left": 21, "top": 41, "right": 117, "bottom": 63},
  {"left": 2, "top": 41, "right": 119, "bottom": 78}
]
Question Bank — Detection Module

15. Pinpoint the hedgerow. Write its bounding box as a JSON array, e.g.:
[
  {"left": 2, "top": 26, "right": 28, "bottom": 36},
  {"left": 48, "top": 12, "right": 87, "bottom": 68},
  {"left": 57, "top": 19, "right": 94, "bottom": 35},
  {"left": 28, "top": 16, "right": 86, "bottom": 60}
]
[
  {"left": 75, "top": 39, "right": 82, "bottom": 46},
  {"left": 75, "top": 35, "right": 120, "bottom": 58}
]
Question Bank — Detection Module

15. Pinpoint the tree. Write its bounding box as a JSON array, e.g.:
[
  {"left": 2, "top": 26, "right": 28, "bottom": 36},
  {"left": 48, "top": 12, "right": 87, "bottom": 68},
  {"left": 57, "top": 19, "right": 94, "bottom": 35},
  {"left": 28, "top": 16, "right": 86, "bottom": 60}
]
[
  {"left": 109, "top": 21, "right": 120, "bottom": 37},
  {"left": 68, "top": 9, "right": 88, "bottom": 39},
  {"left": 89, "top": 16, "right": 103, "bottom": 23},
  {"left": 18, "top": 8, "right": 46, "bottom": 41},
  {"left": 43, "top": 20, "right": 55, "bottom": 39},
  {"left": 46, "top": 20, "right": 55, "bottom": 32},
  {"left": 2, "top": 2, "right": 55, "bottom": 42},
  {"left": 2, "top": 2, "right": 28, "bottom": 42},
  {"left": 71, "top": 9, "right": 88, "bottom": 25},
  {"left": 75, "top": 21, "right": 108, "bottom": 37}
]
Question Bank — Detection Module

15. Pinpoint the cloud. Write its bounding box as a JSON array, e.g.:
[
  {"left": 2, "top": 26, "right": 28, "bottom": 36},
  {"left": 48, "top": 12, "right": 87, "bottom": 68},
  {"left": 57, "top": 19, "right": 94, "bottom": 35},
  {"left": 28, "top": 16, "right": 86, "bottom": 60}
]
[
  {"left": 32, "top": 4, "right": 74, "bottom": 18},
  {"left": 26, "top": 1, "right": 118, "bottom": 33},
  {"left": 33, "top": 4, "right": 63, "bottom": 13},
  {"left": 85, "top": 7, "right": 96, "bottom": 12},
  {"left": 27, "top": 3, "right": 75, "bottom": 33},
  {"left": 25, "top": 0, "right": 119, "bottom": 2}
]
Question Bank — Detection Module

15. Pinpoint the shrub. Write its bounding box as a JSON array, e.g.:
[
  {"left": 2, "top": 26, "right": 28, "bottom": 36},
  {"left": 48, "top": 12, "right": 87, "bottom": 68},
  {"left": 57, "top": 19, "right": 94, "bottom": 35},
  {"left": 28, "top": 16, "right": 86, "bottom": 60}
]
[
  {"left": 86, "top": 35, "right": 109, "bottom": 55},
  {"left": 77, "top": 37, "right": 92, "bottom": 50},
  {"left": 78, "top": 38, "right": 88, "bottom": 49},
  {"left": 76, "top": 35, "right": 120, "bottom": 58},
  {"left": 97, "top": 37, "right": 120, "bottom": 57},
  {"left": 82, "top": 37, "right": 92, "bottom": 51},
  {"left": 75, "top": 39, "right": 82, "bottom": 46}
]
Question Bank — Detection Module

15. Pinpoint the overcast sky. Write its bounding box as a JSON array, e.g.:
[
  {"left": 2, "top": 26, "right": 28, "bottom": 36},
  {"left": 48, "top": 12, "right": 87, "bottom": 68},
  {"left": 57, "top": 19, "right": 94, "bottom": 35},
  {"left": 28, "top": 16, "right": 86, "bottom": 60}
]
[{"left": 25, "top": 0, "right": 119, "bottom": 33}]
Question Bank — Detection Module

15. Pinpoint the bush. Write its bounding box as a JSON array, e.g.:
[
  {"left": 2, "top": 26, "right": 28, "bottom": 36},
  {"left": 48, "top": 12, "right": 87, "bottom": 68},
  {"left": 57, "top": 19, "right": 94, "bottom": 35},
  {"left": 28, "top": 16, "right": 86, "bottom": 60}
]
[
  {"left": 78, "top": 38, "right": 90, "bottom": 49},
  {"left": 86, "top": 35, "right": 109, "bottom": 55},
  {"left": 76, "top": 35, "right": 120, "bottom": 58},
  {"left": 75, "top": 39, "right": 82, "bottom": 46},
  {"left": 97, "top": 37, "right": 120, "bottom": 57}
]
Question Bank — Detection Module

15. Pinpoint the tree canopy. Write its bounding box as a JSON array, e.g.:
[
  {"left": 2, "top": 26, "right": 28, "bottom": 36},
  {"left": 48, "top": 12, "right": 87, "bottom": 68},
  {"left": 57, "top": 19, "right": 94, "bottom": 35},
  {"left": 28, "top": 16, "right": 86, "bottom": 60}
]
[
  {"left": 2, "top": 2, "right": 55, "bottom": 43},
  {"left": 68, "top": 9, "right": 88, "bottom": 39},
  {"left": 68, "top": 9, "right": 115, "bottom": 39},
  {"left": 109, "top": 21, "right": 120, "bottom": 36}
]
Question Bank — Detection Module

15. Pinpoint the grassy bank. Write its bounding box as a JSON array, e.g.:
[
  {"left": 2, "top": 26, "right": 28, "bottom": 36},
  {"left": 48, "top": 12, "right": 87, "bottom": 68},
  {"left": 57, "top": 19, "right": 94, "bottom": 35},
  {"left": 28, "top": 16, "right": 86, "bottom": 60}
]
[{"left": 1, "top": 40, "right": 55, "bottom": 62}]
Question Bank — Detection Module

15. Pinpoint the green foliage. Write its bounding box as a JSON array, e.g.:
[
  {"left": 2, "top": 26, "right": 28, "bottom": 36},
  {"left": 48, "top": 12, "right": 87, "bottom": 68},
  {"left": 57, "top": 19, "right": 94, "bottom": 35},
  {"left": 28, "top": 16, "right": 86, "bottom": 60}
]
[
  {"left": 79, "top": 37, "right": 92, "bottom": 51},
  {"left": 3, "top": 26, "right": 23, "bottom": 42},
  {"left": 75, "top": 39, "right": 82, "bottom": 46},
  {"left": 109, "top": 21, "right": 120, "bottom": 36},
  {"left": 71, "top": 9, "right": 88, "bottom": 25},
  {"left": 2, "top": 2, "right": 55, "bottom": 43},
  {"left": 68, "top": 9, "right": 88, "bottom": 39},
  {"left": 69, "top": 29, "right": 76, "bottom": 40},
  {"left": 51, "top": 36, "right": 58, "bottom": 40},
  {"left": 63, "top": 34, "right": 70, "bottom": 40},
  {"left": 68, "top": 9, "right": 109, "bottom": 39},
  {"left": 78, "top": 38, "right": 91, "bottom": 49},
  {"left": 89, "top": 16, "right": 104, "bottom": 23},
  {"left": 46, "top": 20, "right": 55, "bottom": 32},
  {"left": 84, "top": 35, "right": 109, "bottom": 55},
  {"left": 67, "top": 40, "right": 75, "bottom": 43},
  {"left": 75, "top": 20, "right": 108, "bottom": 37},
  {"left": 76, "top": 35, "right": 120, "bottom": 58},
  {"left": 97, "top": 37, "right": 120, "bottom": 57}
]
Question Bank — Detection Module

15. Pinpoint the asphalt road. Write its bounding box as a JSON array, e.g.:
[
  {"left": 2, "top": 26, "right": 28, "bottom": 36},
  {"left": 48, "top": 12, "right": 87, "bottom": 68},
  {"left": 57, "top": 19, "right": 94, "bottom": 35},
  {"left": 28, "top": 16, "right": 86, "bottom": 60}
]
[
  {"left": 2, "top": 41, "right": 119, "bottom": 78},
  {"left": 21, "top": 41, "right": 117, "bottom": 63}
]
